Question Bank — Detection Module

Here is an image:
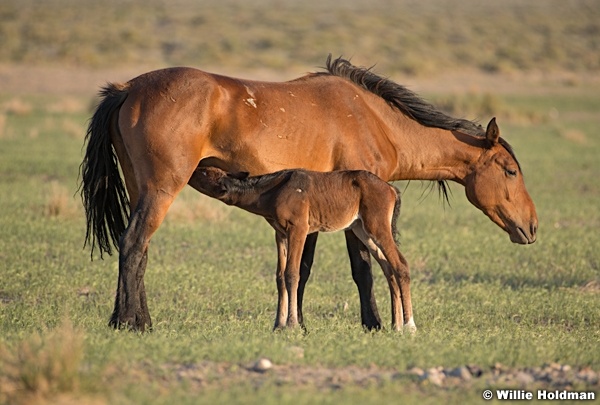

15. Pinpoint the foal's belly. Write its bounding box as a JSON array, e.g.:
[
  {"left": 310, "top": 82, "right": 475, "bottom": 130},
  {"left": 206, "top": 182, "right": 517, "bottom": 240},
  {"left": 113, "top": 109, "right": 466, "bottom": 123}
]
[{"left": 310, "top": 212, "right": 360, "bottom": 233}]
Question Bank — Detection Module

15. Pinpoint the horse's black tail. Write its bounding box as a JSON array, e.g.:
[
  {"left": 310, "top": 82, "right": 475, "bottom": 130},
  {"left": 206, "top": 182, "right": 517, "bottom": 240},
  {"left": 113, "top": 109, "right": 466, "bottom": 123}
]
[
  {"left": 391, "top": 185, "right": 402, "bottom": 246},
  {"left": 79, "top": 83, "right": 130, "bottom": 259}
]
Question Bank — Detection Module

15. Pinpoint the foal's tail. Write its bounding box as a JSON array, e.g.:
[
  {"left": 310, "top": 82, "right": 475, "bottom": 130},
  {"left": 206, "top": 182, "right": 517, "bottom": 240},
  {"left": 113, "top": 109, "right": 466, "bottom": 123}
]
[
  {"left": 79, "top": 83, "right": 130, "bottom": 259},
  {"left": 391, "top": 185, "right": 402, "bottom": 245}
]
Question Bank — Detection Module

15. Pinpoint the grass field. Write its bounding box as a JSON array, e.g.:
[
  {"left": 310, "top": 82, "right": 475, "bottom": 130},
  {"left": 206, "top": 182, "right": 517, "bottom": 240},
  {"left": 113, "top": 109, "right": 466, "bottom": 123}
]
[
  {"left": 1, "top": 0, "right": 600, "bottom": 404},
  {"left": 1, "top": 77, "right": 599, "bottom": 404}
]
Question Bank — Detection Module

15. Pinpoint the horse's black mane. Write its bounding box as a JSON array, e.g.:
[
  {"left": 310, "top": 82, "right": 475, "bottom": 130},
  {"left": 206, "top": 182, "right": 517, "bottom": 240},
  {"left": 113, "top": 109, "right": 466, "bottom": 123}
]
[
  {"left": 323, "top": 55, "right": 522, "bottom": 201},
  {"left": 324, "top": 55, "right": 485, "bottom": 137}
]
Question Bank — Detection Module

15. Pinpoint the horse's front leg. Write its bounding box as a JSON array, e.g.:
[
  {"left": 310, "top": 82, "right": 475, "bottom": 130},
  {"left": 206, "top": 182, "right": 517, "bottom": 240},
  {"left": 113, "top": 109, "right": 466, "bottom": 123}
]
[
  {"left": 273, "top": 232, "right": 289, "bottom": 331},
  {"left": 345, "top": 231, "right": 382, "bottom": 330},
  {"left": 297, "top": 232, "right": 319, "bottom": 328}
]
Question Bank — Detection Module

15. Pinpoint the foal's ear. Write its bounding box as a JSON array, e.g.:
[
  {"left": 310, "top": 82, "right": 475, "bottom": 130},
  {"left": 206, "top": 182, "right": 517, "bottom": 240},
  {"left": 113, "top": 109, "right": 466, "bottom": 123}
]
[
  {"left": 228, "top": 171, "right": 250, "bottom": 180},
  {"left": 485, "top": 117, "right": 500, "bottom": 146}
]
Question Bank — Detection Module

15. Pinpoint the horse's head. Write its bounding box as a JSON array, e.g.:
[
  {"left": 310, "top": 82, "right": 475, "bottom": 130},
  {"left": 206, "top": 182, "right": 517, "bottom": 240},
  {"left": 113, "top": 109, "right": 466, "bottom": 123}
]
[{"left": 464, "top": 118, "right": 538, "bottom": 244}]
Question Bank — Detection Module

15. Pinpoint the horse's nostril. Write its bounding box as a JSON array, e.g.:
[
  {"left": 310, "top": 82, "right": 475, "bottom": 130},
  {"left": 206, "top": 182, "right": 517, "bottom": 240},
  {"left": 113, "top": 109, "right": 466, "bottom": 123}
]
[{"left": 530, "top": 222, "right": 537, "bottom": 236}]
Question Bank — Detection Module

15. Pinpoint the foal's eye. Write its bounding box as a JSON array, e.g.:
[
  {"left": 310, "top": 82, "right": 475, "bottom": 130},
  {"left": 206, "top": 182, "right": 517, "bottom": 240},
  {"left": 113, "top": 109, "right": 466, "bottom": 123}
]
[{"left": 505, "top": 168, "right": 518, "bottom": 177}]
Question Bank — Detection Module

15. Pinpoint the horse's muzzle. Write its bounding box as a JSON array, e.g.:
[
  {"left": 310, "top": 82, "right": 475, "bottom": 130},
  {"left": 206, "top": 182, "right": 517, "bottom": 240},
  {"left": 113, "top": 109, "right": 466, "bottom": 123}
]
[{"left": 511, "top": 221, "right": 537, "bottom": 244}]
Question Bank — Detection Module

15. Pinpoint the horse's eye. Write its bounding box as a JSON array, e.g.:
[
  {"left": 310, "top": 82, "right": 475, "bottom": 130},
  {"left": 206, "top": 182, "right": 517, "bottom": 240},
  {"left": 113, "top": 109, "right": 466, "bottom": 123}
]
[{"left": 505, "top": 168, "right": 518, "bottom": 177}]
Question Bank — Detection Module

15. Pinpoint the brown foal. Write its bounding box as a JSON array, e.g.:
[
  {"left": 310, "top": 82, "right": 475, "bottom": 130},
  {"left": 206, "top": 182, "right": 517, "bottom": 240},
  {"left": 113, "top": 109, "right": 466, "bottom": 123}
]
[{"left": 189, "top": 167, "right": 415, "bottom": 332}]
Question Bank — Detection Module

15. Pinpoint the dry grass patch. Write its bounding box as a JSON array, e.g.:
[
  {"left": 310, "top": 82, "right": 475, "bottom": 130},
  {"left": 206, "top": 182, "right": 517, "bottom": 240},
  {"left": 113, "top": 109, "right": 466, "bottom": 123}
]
[
  {"left": 0, "top": 113, "right": 6, "bottom": 139},
  {"left": 0, "top": 318, "right": 85, "bottom": 405},
  {"left": 59, "top": 118, "right": 85, "bottom": 140},
  {"left": 43, "top": 180, "right": 80, "bottom": 219},
  {"left": 559, "top": 128, "right": 588, "bottom": 145},
  {"left": 1, "top": 98, "right": 33, "bottom": 116},
  {"left": 45, "top": 97, "right": 87, "bottom": 115}
]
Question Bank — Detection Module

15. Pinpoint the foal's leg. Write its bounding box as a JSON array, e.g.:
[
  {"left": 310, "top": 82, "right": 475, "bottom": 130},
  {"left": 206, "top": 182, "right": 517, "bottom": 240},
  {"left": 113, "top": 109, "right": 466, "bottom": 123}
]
[
  {"left": 273, "top": 232, "right": 289, "bottom": 330},
  {"left": 357, "top": 220, "right": 416, "bottom": 333},
  {"left": 351, "top": 226, "right": 403, "bottom": 331},
  {"left": 345, "top": 231, "right": 382, "bottom": 330},
  {"left": 285, "top": 225, "right": 310, "bottom": 328},
  {"left": 297, "top": 232, "right": 319, "bottom": 328},
  {"left": 393, "top": 251, "right": 415, "bottom": 333}
]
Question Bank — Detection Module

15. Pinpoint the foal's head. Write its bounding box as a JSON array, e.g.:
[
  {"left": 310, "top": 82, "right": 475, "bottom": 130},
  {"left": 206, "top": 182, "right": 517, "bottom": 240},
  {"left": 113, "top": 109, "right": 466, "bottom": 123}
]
[
  {"left": 464, "top": 118, "right": 538, "bottom": 244},
  {"left": 192, "top": 167, "right": 248, "bottom": 200}
]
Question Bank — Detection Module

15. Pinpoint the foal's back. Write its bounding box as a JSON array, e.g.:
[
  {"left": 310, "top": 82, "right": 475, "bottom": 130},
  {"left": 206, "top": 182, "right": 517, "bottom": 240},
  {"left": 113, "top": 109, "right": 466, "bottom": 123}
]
[{"left": 272, "top": 170, "right": 396, "bottom": 234}]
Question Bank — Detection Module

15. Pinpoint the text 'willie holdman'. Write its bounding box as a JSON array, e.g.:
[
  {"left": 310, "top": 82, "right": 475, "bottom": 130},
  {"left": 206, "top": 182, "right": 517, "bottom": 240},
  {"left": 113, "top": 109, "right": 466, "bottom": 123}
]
[{"left": 492, "top": 389, "right": 596, "bottom": 400}]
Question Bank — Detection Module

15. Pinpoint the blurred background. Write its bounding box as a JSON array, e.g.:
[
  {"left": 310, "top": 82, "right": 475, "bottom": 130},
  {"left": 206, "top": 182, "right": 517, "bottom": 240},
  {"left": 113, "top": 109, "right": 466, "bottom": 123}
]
[{"left": 1, "top": 0, "right": 598, "bottom": 95}]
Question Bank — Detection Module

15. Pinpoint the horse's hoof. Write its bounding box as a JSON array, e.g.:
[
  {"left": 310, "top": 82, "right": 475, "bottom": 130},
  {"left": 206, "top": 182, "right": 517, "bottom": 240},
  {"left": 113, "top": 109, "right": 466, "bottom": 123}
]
[
  {"left": 108, "top": 316, "right": 149, "bottom": 332},
  {"left": 363, "top": 323, "right": 382, "bottom": 332}
]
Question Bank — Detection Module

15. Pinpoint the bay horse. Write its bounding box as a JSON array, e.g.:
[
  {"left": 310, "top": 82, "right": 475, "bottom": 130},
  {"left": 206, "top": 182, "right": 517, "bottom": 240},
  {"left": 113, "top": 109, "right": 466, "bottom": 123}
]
[
  {"left": 188, "top": 166, "right": 414, "bottom": 332},
  {"left": 80, "top": 55, "right": 537, "bottom": 332}
]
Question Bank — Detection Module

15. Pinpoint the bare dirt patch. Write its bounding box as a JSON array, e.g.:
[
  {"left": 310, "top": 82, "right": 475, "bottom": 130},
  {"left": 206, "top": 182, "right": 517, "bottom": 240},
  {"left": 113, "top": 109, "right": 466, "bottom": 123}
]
[
  {"left": 122, "top": 360, "right": 600, "bottom": 393},
  {"left": 2, "top": 63, "right": 599, "bottom": 98}
]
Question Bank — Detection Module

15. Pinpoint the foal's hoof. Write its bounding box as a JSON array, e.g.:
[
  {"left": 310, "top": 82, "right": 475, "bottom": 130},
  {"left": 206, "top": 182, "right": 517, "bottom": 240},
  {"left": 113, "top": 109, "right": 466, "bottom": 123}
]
[
  {"left": 272, "top": 322, "right": 305, "bottom": 333},
  {"left": 404, "top": 324, "right": 417, "bottom": 335}
]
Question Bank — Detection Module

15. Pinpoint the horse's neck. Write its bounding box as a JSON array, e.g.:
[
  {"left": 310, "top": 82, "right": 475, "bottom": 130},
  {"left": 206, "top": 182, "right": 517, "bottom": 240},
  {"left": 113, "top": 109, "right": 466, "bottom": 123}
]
[{"left": 388, "top": 119, "right": 485, "bottom": 184}]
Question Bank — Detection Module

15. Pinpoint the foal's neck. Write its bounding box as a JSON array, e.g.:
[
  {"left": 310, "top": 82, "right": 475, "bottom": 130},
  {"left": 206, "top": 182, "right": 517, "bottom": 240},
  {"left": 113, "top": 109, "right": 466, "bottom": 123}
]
[{"left": 223, "top": 171, "right": 291, "bottom": 216}]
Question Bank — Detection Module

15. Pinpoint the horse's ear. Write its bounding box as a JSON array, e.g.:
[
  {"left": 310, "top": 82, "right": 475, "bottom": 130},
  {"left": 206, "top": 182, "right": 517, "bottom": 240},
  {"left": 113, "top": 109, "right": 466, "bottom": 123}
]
[
  {"left": 228, "top": 171, "right": 249, "bottom": 180},
  {"left": 485, "top": 117, "right": 500, "bottom": 146}
]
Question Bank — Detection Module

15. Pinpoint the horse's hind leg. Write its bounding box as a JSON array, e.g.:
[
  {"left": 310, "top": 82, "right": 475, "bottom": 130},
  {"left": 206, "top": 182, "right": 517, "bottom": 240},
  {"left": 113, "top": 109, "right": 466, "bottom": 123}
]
[
  {"left": 110, "top": 191, "right": 176, "bottom": 331},
  {"left": 345, "top": 231, "right": 382, "bottom": 331},
  {"left": 109, "top": 249, "right": 150, "bottom": 329},
  {"left": 109, "top": 128, "right": 155, "bottom": 330}
]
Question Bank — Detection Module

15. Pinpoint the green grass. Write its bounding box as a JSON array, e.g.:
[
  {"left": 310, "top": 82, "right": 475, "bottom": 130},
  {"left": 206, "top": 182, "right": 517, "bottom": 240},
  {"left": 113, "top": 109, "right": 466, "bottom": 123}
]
[{"left": 1, "top": 84, "right": 599, "bottom": 402}]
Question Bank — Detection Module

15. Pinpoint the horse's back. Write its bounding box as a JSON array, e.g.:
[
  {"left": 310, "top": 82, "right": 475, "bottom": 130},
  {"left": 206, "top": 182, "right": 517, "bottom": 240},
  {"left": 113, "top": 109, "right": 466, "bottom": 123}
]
[{"left": 115, "top": 66, "right": 399, "bottom": 187}]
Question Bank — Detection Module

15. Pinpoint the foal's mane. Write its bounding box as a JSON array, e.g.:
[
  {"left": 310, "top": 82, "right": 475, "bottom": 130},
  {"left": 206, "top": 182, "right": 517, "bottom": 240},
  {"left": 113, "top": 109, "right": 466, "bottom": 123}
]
[{"left": 224, "top": 169, "right": 294, "bottom": 196}]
